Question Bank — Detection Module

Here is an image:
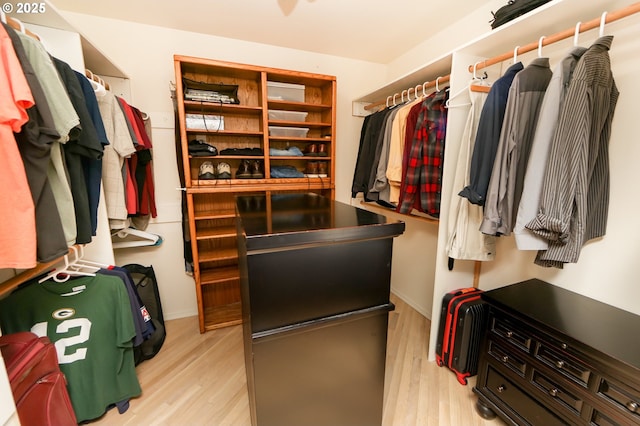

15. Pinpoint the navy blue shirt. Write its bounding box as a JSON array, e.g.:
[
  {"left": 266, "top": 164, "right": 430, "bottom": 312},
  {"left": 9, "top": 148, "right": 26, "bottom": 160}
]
[{"left": 459, "top": 62, "right": 524, "bottom": 206}]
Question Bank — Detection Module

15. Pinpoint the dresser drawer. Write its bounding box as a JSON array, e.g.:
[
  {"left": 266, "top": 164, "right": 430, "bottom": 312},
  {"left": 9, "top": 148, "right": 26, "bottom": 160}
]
[
  {"left": 531, "top": 368, "right": 584, "bottom": 415},
  {"left": 534, "top": 342, "right": 592, "bottom": 387},
  {"left": 485, "top": 365, "right": 564, "bottom": 425},
  {"left": 597, "top": 378, "right": 640, "bottom": 424},
  {"left": 491, "top": 314, "right": 533, "bottom": 353},
  {"left": 488, "top": 339, "right": 527, "bottom": 377},
  {"left": 591, "top": 409, "right": 626, "bottom": 426}
]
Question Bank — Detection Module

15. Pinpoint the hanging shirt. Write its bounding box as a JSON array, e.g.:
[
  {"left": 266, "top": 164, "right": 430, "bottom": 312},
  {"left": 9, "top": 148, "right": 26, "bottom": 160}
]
[
  {"left": 0, "top": 274, "right": 142, "bottom": 423},
  {"left": 3, "top": 23, "right": 68, "bottom": 263},
  {"left": 53, "top": 57, "right": 105, "bottom": 245},
  {"left": 397, "top": 89, "right": 448, "bottom": 217},
  {"left": 98, "top": 91, "right": 137, "bottom": 229},
  {"left": 75, "top": 70, "right": 110, "bottom": 236},
  {"left": 446, "top": 87, "right": 496, "bottom": 261},
  {"left": 514, "top": 47, "right": 587, "bottom": 250},
  {"left": 0, "top": 24, "right": 36, "bottom": 268},
  {"left": 526, "top": 36, "right": 619, "bottom": 268},
  {"left": 386, "top": 97, "right": 422, "bottom": 205},
  {"left": 369, "top": 106, "right": 400, "bottom": 204},
  {"left": 459, "top": 62, "right": 524, "bottom": 206},
  {"left": 480, "top": 57, "right": 552, "bottom": 236},
  {"left": 15, "top": 30, "right": 80, "bottom": 246}
]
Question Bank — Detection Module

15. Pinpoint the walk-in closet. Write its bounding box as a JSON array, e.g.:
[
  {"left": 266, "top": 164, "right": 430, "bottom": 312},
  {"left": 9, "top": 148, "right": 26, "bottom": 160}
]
[{"left": 1, "top": 0, "right": 640, "bottom": 424}]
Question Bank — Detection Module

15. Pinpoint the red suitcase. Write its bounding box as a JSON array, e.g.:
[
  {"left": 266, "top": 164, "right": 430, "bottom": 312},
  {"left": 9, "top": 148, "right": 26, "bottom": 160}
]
[
  {"left": 435, "top": 287, "right": 488, "bottom": 385},
  {"left": 0, "top": 331, "right": 77, "bottom": 426}
]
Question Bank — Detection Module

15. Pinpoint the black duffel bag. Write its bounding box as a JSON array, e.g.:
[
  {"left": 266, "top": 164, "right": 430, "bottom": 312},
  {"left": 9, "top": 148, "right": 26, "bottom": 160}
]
[{"left": 490, "top": 0, "right": 552, "bottom": 29}]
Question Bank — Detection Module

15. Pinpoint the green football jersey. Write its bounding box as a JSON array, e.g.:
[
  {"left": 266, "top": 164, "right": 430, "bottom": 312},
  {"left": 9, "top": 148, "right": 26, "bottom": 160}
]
[{"left": 0, "top": 274, "right": 142, "bottom": 422}]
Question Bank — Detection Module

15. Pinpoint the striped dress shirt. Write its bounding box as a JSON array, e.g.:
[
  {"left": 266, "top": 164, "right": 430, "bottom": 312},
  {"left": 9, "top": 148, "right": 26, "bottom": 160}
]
[{"left": 526, "top": 36, "right": 619, "bottom": 267}]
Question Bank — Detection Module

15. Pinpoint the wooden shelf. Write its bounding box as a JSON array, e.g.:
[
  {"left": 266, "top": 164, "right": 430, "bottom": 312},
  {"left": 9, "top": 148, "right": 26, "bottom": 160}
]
[
  {"left": 198, "top": 247, "right": 239, "bottom": 263},
  {"left": 183, "top": 100, "right": 262, "bottom": 114},
  {"left": 176, "top": 55, "right": 336, "bottom": 333},
  {"left": 203, "top": 302, "right": 242, "bottom": 331},
  {"left": 196, "top": 225, "right": 237, "bottom": 240},
  {"left": 200, "top": 266, "right": 240, "bottom": 285},
  {"left": 194, "top": 208, "right": 236, "bottom": 220}
]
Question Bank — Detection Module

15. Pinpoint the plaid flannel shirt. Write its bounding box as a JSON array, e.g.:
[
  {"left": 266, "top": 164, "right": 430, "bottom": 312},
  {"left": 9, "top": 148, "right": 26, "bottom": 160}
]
[{"left": 397, "top": 89, "right": 448, "bottom": 217}]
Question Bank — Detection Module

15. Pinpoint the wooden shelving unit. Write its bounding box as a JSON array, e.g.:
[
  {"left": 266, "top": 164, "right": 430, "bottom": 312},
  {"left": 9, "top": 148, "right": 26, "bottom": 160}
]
[{"left": 174, "top": 55, "right": 336, "bottom": 332}]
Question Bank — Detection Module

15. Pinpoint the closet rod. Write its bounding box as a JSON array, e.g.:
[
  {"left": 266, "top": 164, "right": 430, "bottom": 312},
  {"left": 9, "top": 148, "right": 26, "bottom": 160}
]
[
  {"left": 468, "top": 1, "right": 640, "bottom": 73},
  {"left": 363, "top": 74, "right": 451, "bottom": 112}
]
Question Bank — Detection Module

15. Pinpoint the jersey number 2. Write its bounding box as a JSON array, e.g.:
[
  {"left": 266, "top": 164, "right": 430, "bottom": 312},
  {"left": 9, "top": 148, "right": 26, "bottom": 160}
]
[{"left": 31, "top": 318, "right": 92, "bottom": 364}]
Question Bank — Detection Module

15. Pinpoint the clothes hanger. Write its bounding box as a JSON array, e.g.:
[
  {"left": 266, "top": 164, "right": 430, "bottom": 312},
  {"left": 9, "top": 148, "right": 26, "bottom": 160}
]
[
  {"left": 470, "top": 61, "right": 492, "bottom": 93},
  {"left": 537, "top": 36, "right": 546, "bottom": 57},
  {"left": 1, "top": 11, "right": 7, "bottom": 24},
  {"left": 574, "top": 21, "right": 582, "bottom": 46},
  {"left": 38, "top": 246, "right": 97, "bottom": 284},
  {"left": 386, "top": 96, "right": 392, "bottom": 108},
  {"left": 513, "top": 45, "right": 520, "bottom": 64},
  {"left": 599, "top": 11, "right": 607, "bottom": 37},
  {"left": 111, "top": 227, "right": 163, "bottom": 249},
  {"left": 422, "top": 81, "right": 430, "bottom": 98},
  {"left": 435, "top": 76, "right": 442, "bottom": 93}
]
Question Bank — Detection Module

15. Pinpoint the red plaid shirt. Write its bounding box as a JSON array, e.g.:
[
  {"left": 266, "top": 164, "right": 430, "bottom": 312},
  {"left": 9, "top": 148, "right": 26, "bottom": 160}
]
[{"left": 397, "top": 89, "right": 448, "bottom": 217}]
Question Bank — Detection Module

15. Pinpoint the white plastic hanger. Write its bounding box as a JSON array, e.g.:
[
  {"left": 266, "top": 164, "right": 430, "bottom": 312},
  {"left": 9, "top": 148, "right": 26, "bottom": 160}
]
[
  {"left": 513, "top": 45, "right": 520, "bottom": 64},
  {"left": 424, "top": 81, "right": 432, "bottom": 97},
  {"left": 599, "top": 11, "right": 608, "bottom": 37},
  {"left": 538, "top": 36, "right": 546, "bottom": 57},
  {"left": 574, "top": 21, "right": 582, "bottom": 46},
  {"left": 435, "top": 76, "right": 442, "bottom": 93},
  {"left": 111, "top": 227, "right": 163, "bottom": 249},
  {"left": 38, "top": 246, "right": 97, "bottom": 284},
  {"left": 1, "top": 11, "right": 7, "bottom": 24}
]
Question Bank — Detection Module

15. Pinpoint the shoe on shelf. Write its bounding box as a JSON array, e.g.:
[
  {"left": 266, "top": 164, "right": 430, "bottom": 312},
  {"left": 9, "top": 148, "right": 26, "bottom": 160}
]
[
  {"left": 217, "top": 162, "right": 231, "bottom": 179},
  {"left": 251, "top": 160, "right": 265, "bottom": 178},
  {"left": 198, "top": 161, "right": 216, "bottom": 180},
  {"left": 317, "top": 161, "right": 328, "bottom": 175},
  {"left": 317, "top": 143, "right": 328, "bottom": 157},
  {"left": 305, "top": 161, "right": 319, "bottom": 175},
  {"left": 236, "top": 159, "right": 253, "bottom": 178},
  {"left": 305, "top": 143, "right": 318, "bottom": 156}
]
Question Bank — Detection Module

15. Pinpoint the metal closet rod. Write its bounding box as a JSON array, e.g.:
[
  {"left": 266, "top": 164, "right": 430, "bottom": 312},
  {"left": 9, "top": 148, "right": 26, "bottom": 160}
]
[
  {"left": 470, "top": 1, "right": 640, "bottom": 73},
  {"left": 364, "top": 75, "right": 450, "bottom": 111}
]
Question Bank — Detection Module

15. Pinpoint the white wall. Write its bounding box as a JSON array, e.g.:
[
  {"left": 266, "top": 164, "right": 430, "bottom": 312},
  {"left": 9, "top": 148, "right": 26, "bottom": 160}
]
[{"left": 59, "top": 12, "right": 387, "bottom": 320}]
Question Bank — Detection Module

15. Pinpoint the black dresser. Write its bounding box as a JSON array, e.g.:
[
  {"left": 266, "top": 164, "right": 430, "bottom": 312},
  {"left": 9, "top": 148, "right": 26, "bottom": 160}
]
[
  {"left": 236, "top": 193, "right": 405, "bottom": 426},
  {"left": 474, "top": 279, "right": 640, "bottom": 425}
]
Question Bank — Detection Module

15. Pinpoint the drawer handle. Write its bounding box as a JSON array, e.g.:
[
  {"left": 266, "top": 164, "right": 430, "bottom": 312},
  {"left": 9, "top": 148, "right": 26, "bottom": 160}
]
[
  {"left": 549, "top": 388, "right": 559, "bottom": 397},
  {"left": 626, "top": 401, "right": 639, "bottom": 413},
  {"left": 506, "top": 331, "right": 514, "bottom": 338},
  {"left": 502, "top": 355, "right": 509, "bottom": 363},
  {"left": 555, "top": 360, "right": 565, "bottom": 369},
  {"left": 497, "top": 385, "right": 506, "bottom": 393}
]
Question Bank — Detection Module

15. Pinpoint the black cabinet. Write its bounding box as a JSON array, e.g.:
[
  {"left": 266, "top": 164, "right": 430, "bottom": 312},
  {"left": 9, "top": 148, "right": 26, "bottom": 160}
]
[
  {"left": 474, "top": 279, "right": 640, "bottom": 425},
  {"left": 236, "top": 193, "right": 405, "bottom": 426}
]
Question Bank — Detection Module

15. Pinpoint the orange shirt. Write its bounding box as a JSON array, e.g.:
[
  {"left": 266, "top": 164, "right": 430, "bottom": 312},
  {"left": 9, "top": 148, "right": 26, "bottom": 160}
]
[{"left": 0, "top": 25, "right": 37, "bottom": 268}]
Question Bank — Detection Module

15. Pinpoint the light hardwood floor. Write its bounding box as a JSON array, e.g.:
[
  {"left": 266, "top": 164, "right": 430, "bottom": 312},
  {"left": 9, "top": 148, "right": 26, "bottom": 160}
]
[{"left": 91, "top": 294, "right": 505, "bottom": 425}]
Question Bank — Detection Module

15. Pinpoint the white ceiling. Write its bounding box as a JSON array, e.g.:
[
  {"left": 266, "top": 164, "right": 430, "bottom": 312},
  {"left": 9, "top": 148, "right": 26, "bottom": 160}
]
[{"left": 48, "top": 0, "right": 498, "bottom": 63}]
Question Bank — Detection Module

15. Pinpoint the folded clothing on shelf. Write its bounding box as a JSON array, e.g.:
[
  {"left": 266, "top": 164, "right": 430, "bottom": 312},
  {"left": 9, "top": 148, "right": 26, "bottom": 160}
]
[
  {"left": 219, "top": 147, "right": 264, "bottom": 156},
  {"left": 270, "top": 165, "right": 305, "bottom": 178},
  {"left": 189, "top": 139, "right": 218, "bottom": 156},
  {"left": 269, "top": 146, "right": 304, "bottom": 156}
]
